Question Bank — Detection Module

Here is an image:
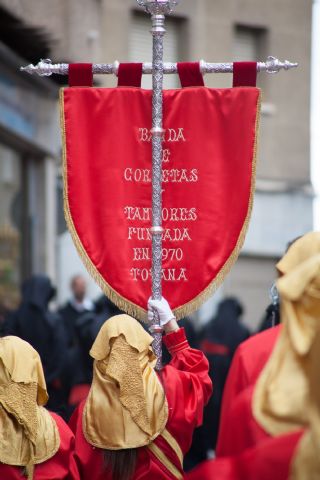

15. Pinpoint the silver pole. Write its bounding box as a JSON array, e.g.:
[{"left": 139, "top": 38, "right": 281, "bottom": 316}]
[
  {"left": 137, "top": 0, "right": 179, "bottom": 370},
  {"left": 21, "top": 56, "right": 298, "bottom": 76}
]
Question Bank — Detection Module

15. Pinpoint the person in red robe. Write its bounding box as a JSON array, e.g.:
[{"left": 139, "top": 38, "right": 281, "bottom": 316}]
[
  {"left": 216, "top": 324, "right": 281, "bottom": 456},
  {"left": 0, "top": 336, "right": 79, "bottom": 480},
  {"left": 188, "top": 231, "right": 320, "bottom": 479},
  {"left": 69, "top": 297, "right": 212, "bottom": 480},
  {"left": 217, "top": 231, "right": 320, "bottom": 459}
]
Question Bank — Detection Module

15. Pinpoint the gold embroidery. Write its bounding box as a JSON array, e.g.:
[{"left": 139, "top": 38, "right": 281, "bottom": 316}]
[
  {"left": 0, "top": 382, "right": 38, "bottom": 444},
  {"left": 106, "top": 336, "right": 152, "bottom": 435}
]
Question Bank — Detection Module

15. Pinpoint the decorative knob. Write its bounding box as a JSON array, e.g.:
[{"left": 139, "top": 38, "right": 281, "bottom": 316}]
[{"left": 136, "top": 0, "right": 180, "bottom": 15}]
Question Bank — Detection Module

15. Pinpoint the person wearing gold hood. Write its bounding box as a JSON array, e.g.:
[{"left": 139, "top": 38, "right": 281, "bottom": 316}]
[
  {"left": 0, "top": 335, "right": 79, "bottom": 480},
  {"left": 216, "top": 237, "right": 300, "bottom": 458},
  {"left": 69, "top": 297, "right": 212, "bottom": 480},
  {"left": 186, "top": 230, "right": 320, "bottom": 480}
]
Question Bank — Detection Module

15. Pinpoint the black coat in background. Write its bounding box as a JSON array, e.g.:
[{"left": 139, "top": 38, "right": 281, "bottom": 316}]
[
  {"left": 59, "top": 300, "right": 95, "bottom": 348},
  {"left": 90, "top": 295, "right": 125, "bottom": 339},
  {"left": 202, "top": 298, "right": 250, "bottom": 357},
  {"left": 258, "top": 302, "right": 280, "bottom": 332},
  {"left": 196, "top": 297, "right": 250, "bottom": 461},
  {"left": 61, "top": 295, "right": 124, "bottom": 404},
  {"left": 3, "top": 275, "right": 67, "bottom": 410}
]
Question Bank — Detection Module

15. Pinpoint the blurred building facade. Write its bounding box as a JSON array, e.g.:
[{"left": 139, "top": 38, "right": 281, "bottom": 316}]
[{"left": 0, "top": 0, "right": 313, "bottom": 327}]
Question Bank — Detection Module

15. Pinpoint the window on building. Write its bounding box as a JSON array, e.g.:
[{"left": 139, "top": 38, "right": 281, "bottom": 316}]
[
  {"left": 56, "top": 172, "right": 67, "bottom": 236},
  {"left": 233, "top": 25, "right": 266, "bottom": 62},
  {"left": 129, "top": 11, "right": 183, "bottom": 89},
  {"left": 234, "top": 25, "right": 271, "bottom": 106}
]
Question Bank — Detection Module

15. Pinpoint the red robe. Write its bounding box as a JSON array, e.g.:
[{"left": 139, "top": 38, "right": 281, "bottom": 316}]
[
  {"left": 0, "top": 412, "right": 79, "bottom": 480},
  {"left": 69, "top": 328, "right": 212, "bottom": 479},
  {"left": 216, "top": 325, "right": 281, "bottom": 457},
  {"left": 186, "top": 429, "right": 304, "bottom": 480}
]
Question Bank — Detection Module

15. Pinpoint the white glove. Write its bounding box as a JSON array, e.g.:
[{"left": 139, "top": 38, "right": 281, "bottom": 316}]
[{"left": 148, "top": 297, "right": 175, "bottom": 326}]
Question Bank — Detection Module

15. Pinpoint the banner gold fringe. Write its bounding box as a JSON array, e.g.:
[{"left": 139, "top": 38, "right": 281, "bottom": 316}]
[{"left": 60, "top": 88, "right": 261, "bottom": 323}]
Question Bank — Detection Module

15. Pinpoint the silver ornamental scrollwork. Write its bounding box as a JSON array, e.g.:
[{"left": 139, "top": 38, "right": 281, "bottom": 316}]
[
  {"left": 21, "top": 58, "right": 298, "bottom": 76},
  {"left": 149, "top": 11, "right": 165, "bottom": 370},
  {"left": 136, "top": 0, "right": 180, "bottom": 15}
]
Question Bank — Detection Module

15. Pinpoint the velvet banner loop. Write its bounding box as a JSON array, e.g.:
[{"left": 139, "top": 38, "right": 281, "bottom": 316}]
[
  {"left": 68, "top": 63, "right": 93, "bottom": 87},
  {"left": 233, "top": 62, "right": 257, "bottom": 87},
  {"left": 177, "top": 62, "right": 205, "bottom": 87},
  {"left": 117, "top": 63, "right": 143, "bottom": 87}
]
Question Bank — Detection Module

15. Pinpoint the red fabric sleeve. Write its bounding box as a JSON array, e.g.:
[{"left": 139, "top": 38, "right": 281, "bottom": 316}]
[
  {"left": 161, "top": 329, "right": 212, "bottom": 454},
  {"left": 186, "top": 429, "right": 304, "bottom": 480},
  {"left": 163, "top": 327, "right": 189, "bottom": 354}
]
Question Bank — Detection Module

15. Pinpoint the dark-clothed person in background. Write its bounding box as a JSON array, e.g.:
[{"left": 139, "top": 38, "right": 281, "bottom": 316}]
[
  {"left": 3, "top": 275, "right": 67, "bottom": 412},
  {"left": 258, "top": 302, "right": 280, "bottom": 332},
  {"left": 90, "top": 294, "right": 124, "bottom": 339},
  {"left": 74, "top": 294, "right": 123, "bottom": 386},
  {"left": 64, "top": 294, "right": 124, "bottom": 415},
  {"left": 59, "top": 274, "right": 95, "bottom": 348},
  {"left": 258, "top": 283, "right": 281, "bottom": 332},
  {"left": 198, "top": 298, "right": 250, "bottom": 457},
  {"left": 59, "top": 275, "right": 95, "bottom": 416},
  {"left": 63, "top": 313, "right": 95, "bottom": 414}
]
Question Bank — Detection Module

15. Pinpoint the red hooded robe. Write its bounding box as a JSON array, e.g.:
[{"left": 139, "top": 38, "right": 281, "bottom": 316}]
[{"left": 69, "top": 328, "right": 212, "bottom": 479}]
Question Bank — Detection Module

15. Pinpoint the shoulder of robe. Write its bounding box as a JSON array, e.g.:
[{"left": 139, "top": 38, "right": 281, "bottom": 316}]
[
  {"left": 237, "top": 325, "right": 281, "bottom": 359},
  {"left": 49, "top": 411, "right": 75, "bottom": 441}
]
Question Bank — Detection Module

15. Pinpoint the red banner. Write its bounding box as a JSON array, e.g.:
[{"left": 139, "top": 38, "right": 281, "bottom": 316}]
[{"left": 60, "top": 86, "right": 260, "bottom": 320}]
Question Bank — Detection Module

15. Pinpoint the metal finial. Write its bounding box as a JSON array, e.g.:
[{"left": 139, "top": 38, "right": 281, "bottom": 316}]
[
  {"left": 20, "top": 58, "right": 69, "bottom": 76},
  {"left": 136, "top": 0, "right": 179, "bottom": 15},
  {"left": 264, "top": 55, "right": 298, "bottom": 74}
]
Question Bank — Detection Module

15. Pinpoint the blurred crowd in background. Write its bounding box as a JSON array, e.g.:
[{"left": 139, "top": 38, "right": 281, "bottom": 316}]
[{"left": 0, "top": 272, "right": 280, "bottom": 471}]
